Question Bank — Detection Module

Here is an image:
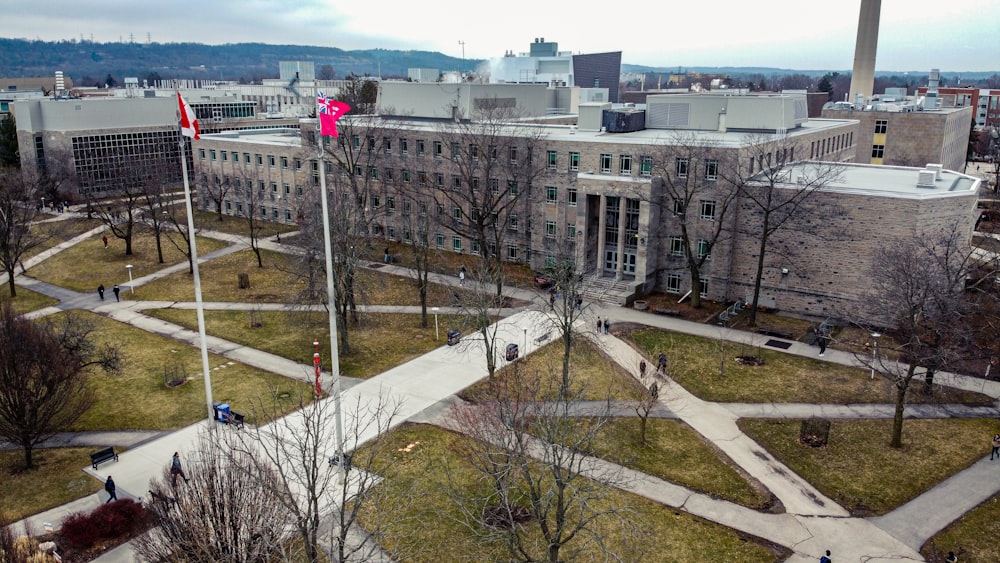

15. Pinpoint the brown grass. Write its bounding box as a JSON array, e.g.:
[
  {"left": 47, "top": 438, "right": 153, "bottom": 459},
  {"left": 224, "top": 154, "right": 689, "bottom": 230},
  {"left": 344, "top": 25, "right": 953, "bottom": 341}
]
[{"left": 0, "top": 448, "right": 103, "bottom": 522}]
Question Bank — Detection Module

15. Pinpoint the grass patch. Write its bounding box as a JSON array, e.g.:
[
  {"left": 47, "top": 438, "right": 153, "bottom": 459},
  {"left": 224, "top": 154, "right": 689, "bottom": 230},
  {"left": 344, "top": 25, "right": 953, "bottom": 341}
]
[
  {"left": 739, "top": 418, "right": 996, "bottom": 516},
  {"left": 2, "top": 286, "right": 59, "bottom": 313},
  {"left": 362, "top": 423, "right": 785, "bottom": 562},
  {"left": 23, "top": 217, "right": 104, "bottom": 260},
  {"left": 61, "top": 311, "right": 311, "bottom": 431},
  {"left": 27, "top": 227, "right": 230, "bottom": 293},
  {"left": 193, "top": 209, "right": 298, "bottom": 238},
  {"left": 628, "top": 328, "right": 991, "bottom": 405},
  {"left": 923, "top": 492, "right": 1000, "bottom": 562},
  {"left": 144, "top": 309, "right": 461, "bottom": 379},
  {"left": 0, "top": 448, "right": 103, "bottom": 522},
  {"left": 460, "top": 338, "right": 646, "bottom": 402},
  {"left": 592, "top": 419, "right": 775, "bottom": 510}
]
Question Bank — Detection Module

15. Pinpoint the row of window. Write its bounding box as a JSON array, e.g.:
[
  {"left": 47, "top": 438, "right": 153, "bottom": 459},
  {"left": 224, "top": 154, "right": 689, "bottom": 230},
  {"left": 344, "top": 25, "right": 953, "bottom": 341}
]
[
  {"left": 199, "top": 148, "right": 302, "bottom": 170},
  {"left": 810, "top": 132, "right": 854, "bottom": 159},
  {"left": 665, "top": 273, "right": 709, "bottom": 298},
  {"left": 668, "top": 237, "right": 713, "bottom": 260}
]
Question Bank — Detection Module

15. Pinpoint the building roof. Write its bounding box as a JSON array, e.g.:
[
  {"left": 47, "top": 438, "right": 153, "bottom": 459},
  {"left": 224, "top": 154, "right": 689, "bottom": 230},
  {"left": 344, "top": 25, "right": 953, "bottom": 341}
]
[
  {"left": 774, "top": 161, "right": 979, "bottom": 199},
  {"left": 202, "top": 127, "right": 303, "bottom": 147}
]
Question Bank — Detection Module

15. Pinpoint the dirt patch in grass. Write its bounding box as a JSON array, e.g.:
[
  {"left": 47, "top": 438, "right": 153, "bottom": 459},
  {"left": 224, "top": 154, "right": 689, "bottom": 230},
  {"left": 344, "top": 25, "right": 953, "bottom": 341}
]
[
  {"left": 60, "top": 311, "right": 311, "bottom": 431},
  {"left": 740, "top": 418, "right": 996, "bottom": 516},
  {"left": 145, "top": 308, "right": 463, "bottom": 379},
  {"left": 27, "top": 227, "right": 230, "bottom": 293},
  {"left": 361, "top": 423, "right": 787, "bottom": 562},
  {"left": 923, "top": 492, "right": 1000, "bottom": 562},
  {"left": 633, "top": 292, "right": 727, "bottom": 323},
  {"left": 624, "top": 326, "right": 992, "bottom": 405},
  {"left": 0, "top": 448, "right": 103, "bottom": 522}
]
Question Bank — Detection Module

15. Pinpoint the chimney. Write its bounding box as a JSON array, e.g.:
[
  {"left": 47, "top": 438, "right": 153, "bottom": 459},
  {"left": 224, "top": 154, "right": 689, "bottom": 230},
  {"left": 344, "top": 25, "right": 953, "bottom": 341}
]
[{"left": 848, "top": 0, "right": 881, "bottom": 105}]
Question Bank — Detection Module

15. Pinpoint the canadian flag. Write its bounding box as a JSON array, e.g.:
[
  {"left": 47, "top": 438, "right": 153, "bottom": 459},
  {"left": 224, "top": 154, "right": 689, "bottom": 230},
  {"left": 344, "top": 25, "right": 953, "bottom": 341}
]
[{"left": 177, "top": 93, "right": 200, "bottom": 140}]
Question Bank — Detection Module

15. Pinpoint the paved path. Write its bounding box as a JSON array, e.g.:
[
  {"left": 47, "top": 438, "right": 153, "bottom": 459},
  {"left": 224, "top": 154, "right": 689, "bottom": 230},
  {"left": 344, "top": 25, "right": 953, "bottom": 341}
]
[{"left": 7, "top": 225, "right": 1000, "bottom": 562}]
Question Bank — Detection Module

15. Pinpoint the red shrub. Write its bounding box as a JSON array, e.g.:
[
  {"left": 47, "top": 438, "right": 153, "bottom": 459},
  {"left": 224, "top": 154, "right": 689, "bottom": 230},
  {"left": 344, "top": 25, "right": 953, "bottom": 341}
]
[{"left": 60, "top": 500, "right": 148, "bottom": 549}]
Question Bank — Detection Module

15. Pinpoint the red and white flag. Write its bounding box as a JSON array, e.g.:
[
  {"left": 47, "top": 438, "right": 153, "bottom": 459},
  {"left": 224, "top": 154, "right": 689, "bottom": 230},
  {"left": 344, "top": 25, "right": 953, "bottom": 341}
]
[
  {"left": 177, "top": 93, "right": 200, "bottom": 140},
  {"left": 317, "top": 92, "right": 350, "bottom": 137}
]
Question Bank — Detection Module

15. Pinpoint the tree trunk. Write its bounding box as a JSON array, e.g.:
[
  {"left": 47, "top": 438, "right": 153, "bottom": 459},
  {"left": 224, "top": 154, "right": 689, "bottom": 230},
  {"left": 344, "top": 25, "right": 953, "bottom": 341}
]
[
  {"left": 124, "top": 235, "right": 133, "bottom": 256},
  {"left": 891, "top": 384, "right": 907, "bottom": 448},
  {"left": 639, "top": 415, "right": 648, "bottom": 444},
  {"left": 154, "top": 231, "right": 165, "bottom": 264},
  {"left": 5, "top": 267, "right": 15, "bottom": 297},
  {"left": 23, "top": 443, "right": 34, "bottom": 469},
  {"left": 748, "top": 223, "right": 769, "bottom": 327},
  {"left": 923, "top": 368, "right": 935, "bottom": 394}
]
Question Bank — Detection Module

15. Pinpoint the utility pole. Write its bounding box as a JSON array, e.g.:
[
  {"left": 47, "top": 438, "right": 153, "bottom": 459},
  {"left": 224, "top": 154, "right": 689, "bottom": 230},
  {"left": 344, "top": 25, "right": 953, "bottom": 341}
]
[{"left": 458, "top": 40, "right": 466, "bottom": 60}]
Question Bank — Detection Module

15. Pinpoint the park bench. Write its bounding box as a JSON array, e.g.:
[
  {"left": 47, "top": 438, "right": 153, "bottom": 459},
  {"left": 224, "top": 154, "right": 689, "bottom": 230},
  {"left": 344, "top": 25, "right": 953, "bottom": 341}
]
[
  {"left": 758, "top": 326, "right": 793, "bottom": 339},
  {"left": 89, "top": 447, "right": 119, "bottom": 470},
  {"left": 654, "top": 308, "right": 682, "bottom": 317}
]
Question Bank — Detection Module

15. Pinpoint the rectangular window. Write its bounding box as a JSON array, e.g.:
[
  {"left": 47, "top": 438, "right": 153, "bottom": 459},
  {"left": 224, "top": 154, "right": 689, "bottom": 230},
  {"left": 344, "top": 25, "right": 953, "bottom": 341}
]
[
  {"left": 268, "top": 155, "right": 276, "bottom": 167},
  {"left": 433, "top": 140, "right": 443, "bottom": 158},
  {"left": 452, "top": 205, "right": 463, "bottom": 222},
  {"left": 417, "top": 139, "right": 426, "bottom": 156},
  {"left": 451, "top": 142, "right": 460, "bottom": 158},
  {"left": 285, "top": 210, "right": 292, "bottom": 221},
  {"left": 507, "top": 181, "right": 518, "bottom": 196},
  {"left": 400, "top": 138, "right": 408, "bottom": 155},
  {"left": 672, "top": 198, "right": 685, "bottom": 215},
  {"left": 384, "top": 168, "right": 394, "bottom": 182},
  {"left": 367, "top": 136, "right": 376, "bottom": 152},
  {"left": 452, "top": 236, "right": 463, "bottom": 252},
  {"left": 508, "top": 213, "right": 518, "bottom": 231},
  {"left": 198, "top": 149, "right": 205, "bottom": 159},
  {"left": 435, "top": 173, "right": 444, "bottom": 187},
  {"left": 221, "top": 151, "right": 227, "bottom": 161},
  {"left": 387, "top": 226, "right": 396, "bottom": 240},
  {"left": 370, "top": 167, "right": 378, "bottom": 179},
  {"left": 666, "top": 273, "right": 682, "bottom": 293},
  {"left": 436, "top": 234, "right": 445, "bottom": 249},
  {"left": 351, "top": 135, "right": 361, "bottom": 149},
  {"left": 871, "top": 145, "right": 885, "bottom": 158},
  {"left": 566, "top": 224, "right": 576, "bottom": 239},
  {"left": 545, "top": 220, "right": 557, "bottom": 238},
  {"left": 675, "top": 157, "right": 689, "bottom": 178},
  {"left": 507, "top": 244, "right": 518, "bottom": 261},
  {"left": 387, "top": 196, "right": 395, "bottom": 214},
  {"left": 619, "top": 155, "right": 632, "bottom": 175},
  {"left": 669, "top": 236, "right": 684, "bottom": 256},
  {"left": 699, "top": 200, "right": 716, "bottom": 220},
  {"left": 255, "top": 154, "right": 263, "bottom": 166},
  {"left": 283, "top": 183, "right": 290, "bottom": 195},
  {"left": 244, "top": 153, "right": 251, "bottom": 164},
  {"left": 418, "top": 171, "right": 428, "bottom": 184},
  {"left": 470, "top": 144, "right": 479, "bottom": 161},
  {"left": 402, "top": 201, "right": 411, "bottom": 216},
  {"left": 704, "top": 159, "right": 718, "bottom": 180},
  {"left": 600, "top": 153, "right": 612, "bottom": 173},
  {"left": 294, "top": 158, "right": 302, "bottom": 169},
  {"left": 402, "top": 169, "right": 411, "bottom": 183},
  {"left": 547, "top": 150, "right": 558, "bottom": 169},
  {"left": 489, "top": 178, "right": 499, "bottom": 195},
  {"left": 372, "top": 195, "right": 380, "bottom": 208},
  {"left": 699, "top": 277, "right": 709, "bottom": 298},
  {"left": 697, "top": 239, "right": 711, "bottom": 260},
  {"left": 640, "top": 156, "right": 653, "bottom": 176},
  {"left": 874, "top": 119, "right": 888, "bottom": 134},
  {"left": 569, "top": 152, "right": 580, "bottom": 171},
  {"left": 383, "top": 137, "right": 392, "bottom": 154},
  {"left": 546, "top": 186, "right": 557, "bottom": 204},
  {"left": 281, "top": 156, "right": 288, "bottom": 168},
  {"left": 470, "top": 240, "right": 480, "bottom": 255},
  {"left": 209, "top": 150, "right": 217, "bottom": 160},
  {"left": 567, "top": 188, "right": 578, "bottom": 206},
  {"left": 509, "top": 146, "right": 518, "bottom": 163}
]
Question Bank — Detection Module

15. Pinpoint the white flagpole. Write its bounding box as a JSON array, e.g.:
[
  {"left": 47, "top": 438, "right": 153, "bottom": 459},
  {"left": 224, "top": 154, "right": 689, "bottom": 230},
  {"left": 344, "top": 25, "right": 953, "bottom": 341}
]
[
  {"left": 176, "top": 87, "right": 216, "bottom": 425},
  {"left": 316, "top": 103, "right": 345, "bottom": 469}
]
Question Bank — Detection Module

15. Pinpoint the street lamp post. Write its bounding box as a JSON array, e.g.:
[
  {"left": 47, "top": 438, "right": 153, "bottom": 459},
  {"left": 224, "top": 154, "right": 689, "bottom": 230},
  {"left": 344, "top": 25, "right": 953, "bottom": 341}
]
[
  {"left": 125, "top": 264, "right": 134, "bottom": 294},
  {"left": 522, "top": 326, "right": 528, "bottom": 355},
  {"left": 40, "top": 197, "right": 45, "bottom": 211},
  {"left": 313, "top": 339, "right": 322, "bottom": 397},
  {"left": 432, "top": 307, "right": 440, "bottom": 341},
  {"left": 870, "top": 332, "right": 881, "bottom": 380}
]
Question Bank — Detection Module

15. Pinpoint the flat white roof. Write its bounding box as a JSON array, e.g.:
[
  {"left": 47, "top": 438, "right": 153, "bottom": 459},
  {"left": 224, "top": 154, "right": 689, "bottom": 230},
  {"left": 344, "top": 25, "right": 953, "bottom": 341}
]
[
  {"left": 775, "top": 161, "right": 980, "bottom": 199},
  {"left": 203, "top": 128, "right": 302, "bottom": 147}
]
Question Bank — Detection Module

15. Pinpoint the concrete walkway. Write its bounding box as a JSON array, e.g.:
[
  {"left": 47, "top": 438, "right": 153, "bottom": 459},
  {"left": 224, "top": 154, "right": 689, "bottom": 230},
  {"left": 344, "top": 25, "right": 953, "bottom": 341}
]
[{"left": 7, "top": 226, "right": 1000, "bottom": 562}]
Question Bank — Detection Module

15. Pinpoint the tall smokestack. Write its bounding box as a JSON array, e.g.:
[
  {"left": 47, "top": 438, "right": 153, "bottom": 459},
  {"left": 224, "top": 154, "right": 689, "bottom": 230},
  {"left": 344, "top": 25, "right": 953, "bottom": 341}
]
[{"left": 849, "top": 0, "right": 881, "bottom": 106}]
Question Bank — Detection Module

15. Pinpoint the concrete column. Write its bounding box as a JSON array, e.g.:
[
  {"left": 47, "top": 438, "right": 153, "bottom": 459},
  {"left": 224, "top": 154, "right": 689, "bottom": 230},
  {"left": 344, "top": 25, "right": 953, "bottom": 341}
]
[
  {"left": 849, "top": 0, "right": 881, "bottom": 105},
  {"left": 616, "top": 197, "right": 627, "bottom": 281},
  {"left": 596, "top": 195, "right": 607, "bottom": 277}
]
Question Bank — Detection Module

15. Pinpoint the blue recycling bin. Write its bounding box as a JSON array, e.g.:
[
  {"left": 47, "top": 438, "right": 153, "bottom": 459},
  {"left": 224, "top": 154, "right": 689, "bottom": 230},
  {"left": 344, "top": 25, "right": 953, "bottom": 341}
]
[
  {"left": 215, "top": 403, "right": 230, "bottom": 423},
  {"left": 506, "top": 343, "right": 519, "bottom": 361}
]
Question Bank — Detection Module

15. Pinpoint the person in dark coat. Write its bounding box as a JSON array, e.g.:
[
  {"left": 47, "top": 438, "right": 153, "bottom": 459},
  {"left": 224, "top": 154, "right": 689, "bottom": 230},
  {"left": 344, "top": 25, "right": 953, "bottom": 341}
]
[
  {"left": 112, "top": 285, "right": 120, "bottom": 302},
  {"left": 603, "top": 318, "right": 610, "bottom": 334},
  {"left": 171, "top": 452, "right": 190, "bottom": 485},
  {"left": 98, "top": 284, "right": 105, "bottom": 300},
  {"left": 102, "top": 236, "right": 108, "bottom": 249},
  {"left": 105, "top": 475, "right": 117, "bottom": 503}
]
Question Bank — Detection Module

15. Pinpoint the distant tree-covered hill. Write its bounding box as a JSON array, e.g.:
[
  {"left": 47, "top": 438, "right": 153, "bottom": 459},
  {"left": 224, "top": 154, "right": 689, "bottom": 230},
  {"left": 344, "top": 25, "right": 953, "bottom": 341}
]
[{"left": 0, "top": 38, "right": 481, "bottom": 86}]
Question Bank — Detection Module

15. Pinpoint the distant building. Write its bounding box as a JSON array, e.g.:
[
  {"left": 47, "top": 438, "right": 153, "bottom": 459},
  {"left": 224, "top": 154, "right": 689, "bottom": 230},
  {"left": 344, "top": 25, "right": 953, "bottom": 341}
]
[
  {"left": 487, "top": 38, "right": 622, "bottom": 102},
  {"left": 914, "top": 86, "right": 1000, "bottom": 129}
]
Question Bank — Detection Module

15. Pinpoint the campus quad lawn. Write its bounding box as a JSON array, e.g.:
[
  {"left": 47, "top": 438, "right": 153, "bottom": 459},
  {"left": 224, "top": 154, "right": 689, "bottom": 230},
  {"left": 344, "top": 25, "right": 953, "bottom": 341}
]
[
  {"left": 22, "top": 217, "right": 104, "bottom": 260},
  {"left": 27, "top": 227, "right": 229, "bottom": 294},
  {"left": 193, "top": 209, "right": 299, "bottom": 238},
  {"left": 1, "top": 286, "right": 58, "bottom": 313},
  {"left": 739, "top": 418, "right": 996, "bottom": 516},
  {"left": 0, "top": 448, "right": 103, "bottom": 522},
  {"left": 359, "top": 423, "right": 787, "bottom": 562},
  {"left": 61, "top": 311, "right": 311, "bottom": 431},
  {"left": 628, "top": 328, "right": 991, "bottom": 405},
  {"left": 923, "top": 491, "right": 1000, "bottom": 562},
  {"left": 139, "top": 247, "right": 462, "bottom": 306},
  {"left": 145, "top": 309, "right": 463, "bottom": 379}
]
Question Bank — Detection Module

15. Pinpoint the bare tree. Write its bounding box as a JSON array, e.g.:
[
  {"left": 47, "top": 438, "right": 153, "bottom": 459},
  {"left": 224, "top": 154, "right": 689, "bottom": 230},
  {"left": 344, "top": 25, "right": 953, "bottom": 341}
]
[
  {"left": 230, "top": 170, "right": 270, "bottom": 268},
  {"left": 0, "top": 306, "right": 121, "bottom": 469},
  {"left": 223, "top": 391, "right": 408, "bottom": 562},
  {"left": 85, "top": 152, "right": 148, "bottom": 256},
  {"left": 725, "top": 138, "right": 842, "bottom": 325},
  {"left": 0, "top": 167, "right": 51, "bottom": 297},
  {"left": 445, "top": 365, "right": 640, "bottom": 562},
  {"left": 635, "top": 382, "right": 659, "bottom": 445},
  {"left": 647, "top": 134, "right": 738, "bottom": 308},
  {"left": 161, "top": 195, "right": 196, "bottom": 274},
  {"left": 858, "top": 227, "right": 996, "bottom": 447},
  {"left": 199, "top": 169, "right": 232, "bottom": 220},
  {"left": 133, "top": 435, "right": 292, "bottom": 562}
]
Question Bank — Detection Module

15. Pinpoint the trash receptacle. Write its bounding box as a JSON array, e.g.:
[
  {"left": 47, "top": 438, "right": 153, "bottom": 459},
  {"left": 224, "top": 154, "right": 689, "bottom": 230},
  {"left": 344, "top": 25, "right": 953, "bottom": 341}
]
[
  {"left": 216, "top": 403, "right": 230, "bottom": 423},
  {"left": 447, "top": 329, "right": 461, "bottom": 346},
  {"left": 506, "top": 343, "right": 519, "bottom": 361}
]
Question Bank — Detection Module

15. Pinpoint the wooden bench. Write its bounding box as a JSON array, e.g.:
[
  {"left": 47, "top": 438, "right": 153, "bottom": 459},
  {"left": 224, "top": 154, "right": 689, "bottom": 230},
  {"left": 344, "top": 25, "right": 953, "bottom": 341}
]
[
  {"left": 89, "top": 447, "right": 119, "bottom": 470},
  {"left": 758, "top": 327, "right": 793, "bottom": 339},
  {"left": 654, "top": 308, "right": 682, "bottom": 317}
]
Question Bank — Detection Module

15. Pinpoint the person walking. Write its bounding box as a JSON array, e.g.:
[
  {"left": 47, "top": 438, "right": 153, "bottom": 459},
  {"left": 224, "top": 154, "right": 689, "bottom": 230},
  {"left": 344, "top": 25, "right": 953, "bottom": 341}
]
[
  {"left": 112, "top": 285, "right": 120, "bottom": 302},
  {"left": 639, "top": 359, "right": 647, "bottom": 379},
  {"left": 575, "top": 295, "right": 583, "bottom": 311},
  {"left": 384, "top": 246, "right": 390, "bottom": 263},
  {"left": 819, "top": 549, "right": 832, "bottom": 563},
  {"left": 105, "top": 475, "right": 117, "bottom": 503},
  {"left": 596, "top": 317, "right": 602, "bottom": 334},
  {"left": 459, "top": 266, "right": 466, "bottom": 286},
  {"left": 170, "top": 452, "right": 190, "bottom": 485},
  {"left": 102, "top": 235, "right": 108, "bottom": 249},
  {"left": 991, "top": 434, "right": 1000, "bottom": 460},
  {"left": 818, "top": 333, "right": 829, "bottom": 357},
  {"left": 603, "top": 318, "right": 610, "bottom": 334},
  {"left": 657, "top": 352, "right": 668, "bottom": 374},
  {"left": 97, "top": 284, "right": 105, "bottom": 300}
]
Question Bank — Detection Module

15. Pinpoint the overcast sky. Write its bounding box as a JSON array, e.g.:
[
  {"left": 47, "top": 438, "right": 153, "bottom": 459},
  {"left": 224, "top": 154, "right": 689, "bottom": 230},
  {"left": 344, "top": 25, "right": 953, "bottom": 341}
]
[{"left": 2, "top": 0, "right": 997, "bottom": 72}]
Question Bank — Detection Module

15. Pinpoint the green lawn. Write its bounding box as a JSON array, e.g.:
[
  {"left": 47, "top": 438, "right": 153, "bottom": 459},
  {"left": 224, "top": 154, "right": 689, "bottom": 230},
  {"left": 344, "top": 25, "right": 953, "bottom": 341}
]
[
  {"left": 193, "top": 209, "right": 299, "bottom": 238},
  {"left": 2, "top": 286, "right": 59, "bottom": 313},
  {"left": 739, "top": 418, "right": 996, "bottom": 515},
  {"left": 23, "top": 217, "right": 104, "bottom": 260},
  {"left": 923, "top": 492, "right": 1000, "bottom": 562},
  {"left": 27, "top": 227, "right": 230, "bottom": 294},
  {"left": 361, "top": 423, "right": 786, "bottom": 562},
  {"left": 629, "top": 328, "right": 991, "bottom": 405},
  {"left": 0, "top": 448, "right": 103, "bottom": 522},
  {"left": 62, "top": 311, "right": 311, "bottom": 431},
  {"left": 144, "top": 309, "right": 461, "bottom": 379}
]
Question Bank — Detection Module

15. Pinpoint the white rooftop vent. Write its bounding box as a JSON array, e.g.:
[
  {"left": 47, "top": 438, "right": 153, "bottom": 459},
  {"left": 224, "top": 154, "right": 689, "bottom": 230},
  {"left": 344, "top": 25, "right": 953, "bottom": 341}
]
[
  {"left": 916, "top": 170, "right": 936, "bottom": 188},
  {"left": 926, "top": 163, "right": 943, "bottom": 180}
]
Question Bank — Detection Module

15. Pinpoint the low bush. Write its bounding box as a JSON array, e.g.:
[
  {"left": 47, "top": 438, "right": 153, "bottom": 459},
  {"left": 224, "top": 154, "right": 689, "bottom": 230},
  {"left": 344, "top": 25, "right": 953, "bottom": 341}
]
[{"left": 60, "top": 500, "right": 148, "bottom": 549}]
